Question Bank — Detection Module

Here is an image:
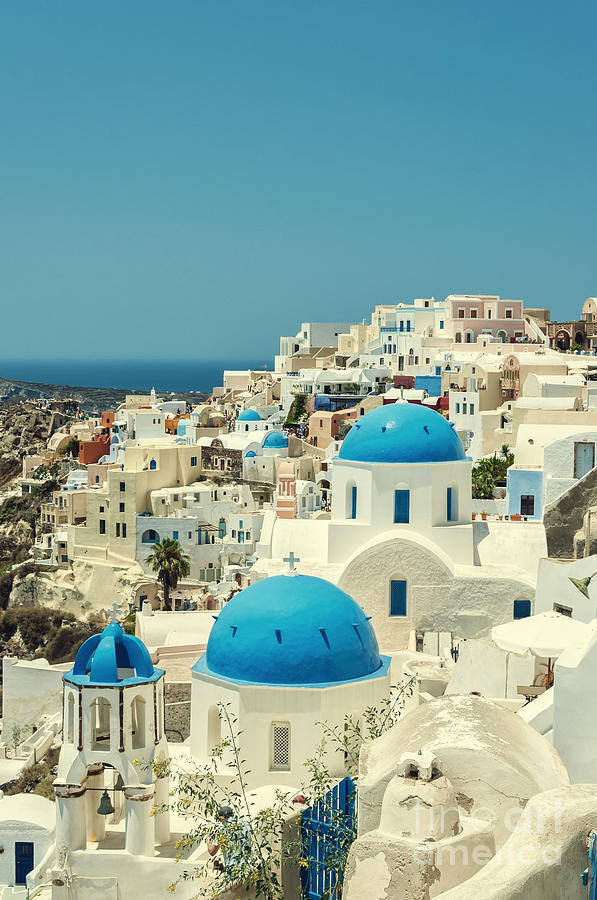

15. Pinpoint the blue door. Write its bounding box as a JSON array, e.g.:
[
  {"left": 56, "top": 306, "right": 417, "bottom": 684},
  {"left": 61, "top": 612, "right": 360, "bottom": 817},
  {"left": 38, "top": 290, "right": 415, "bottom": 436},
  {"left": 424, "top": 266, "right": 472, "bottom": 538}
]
[
  {"left": 15, "top": 842, "right": 34, "bottom": 885},
  {"left": 394, "top": 490, "right": 410, "bottom": 523}
]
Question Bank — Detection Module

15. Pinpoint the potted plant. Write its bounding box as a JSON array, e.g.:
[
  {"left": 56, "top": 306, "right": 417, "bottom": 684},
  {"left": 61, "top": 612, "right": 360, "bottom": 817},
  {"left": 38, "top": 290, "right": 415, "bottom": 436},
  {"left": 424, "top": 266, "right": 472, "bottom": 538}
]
[
  {"left": 472, "top": 512, "right": 476, "bottom": 520},
  {"left": 511, "top": 513, "right": 521, "bottom": 521},
  {"left": 481, "top": 510, "right": 489, "bottom": 520}
]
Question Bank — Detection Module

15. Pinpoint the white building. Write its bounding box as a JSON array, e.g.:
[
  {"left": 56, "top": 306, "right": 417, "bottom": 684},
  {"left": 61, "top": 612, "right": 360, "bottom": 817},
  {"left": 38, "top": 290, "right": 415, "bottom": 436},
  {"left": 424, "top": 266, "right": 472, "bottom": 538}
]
[{"left": 190, "top": 573, "right": 391, "bottom": 789}]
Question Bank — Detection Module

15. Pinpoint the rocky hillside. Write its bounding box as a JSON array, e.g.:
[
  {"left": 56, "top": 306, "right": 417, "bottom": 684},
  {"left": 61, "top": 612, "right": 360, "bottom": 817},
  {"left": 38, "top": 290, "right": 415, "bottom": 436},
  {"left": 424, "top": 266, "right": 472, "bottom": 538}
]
[
  {"left": 0, "top": 376, "right": 207, "bottom": 413},
  {"left": 0, "top": 403, "right": 69, "bottom": 484}
]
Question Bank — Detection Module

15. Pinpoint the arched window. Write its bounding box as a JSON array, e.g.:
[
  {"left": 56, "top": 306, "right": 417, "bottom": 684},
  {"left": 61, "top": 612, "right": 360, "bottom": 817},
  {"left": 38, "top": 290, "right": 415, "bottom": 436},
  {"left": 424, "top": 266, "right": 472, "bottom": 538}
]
[
  {"left": 346, "top": 481, "right": 357, "bottom": 519},
  {"left": 270, "top": 721, "right": 291, "bottom": 771},
  {"left": 90, "top": 697, "right": 111, "bottom": 750},
  {"left": 207, "top": 705, "right": 221, "bottom": 755},
  {"left": 149, "top": 459, "right": 157, "bottom": 470},
  {"left": 394, "top": 487, "right": 410, "bottom": 523},
  {"left": 446, "top": 485, "right": 458, "bottom": 522},
  {"left": 66, "top": 693, "right": 75, "bottom": 744},
  {"left": 131, "top": 696, "right": 146, "bottom": 750},
  {"left": 464, "top": 330, "right": 474, "bottom": 344},
  {"left": 141, "top": 529, "right": 159, "bottom": 544},
  {"left": 389, "top": 578, "right": 407, "bottom": 616}
]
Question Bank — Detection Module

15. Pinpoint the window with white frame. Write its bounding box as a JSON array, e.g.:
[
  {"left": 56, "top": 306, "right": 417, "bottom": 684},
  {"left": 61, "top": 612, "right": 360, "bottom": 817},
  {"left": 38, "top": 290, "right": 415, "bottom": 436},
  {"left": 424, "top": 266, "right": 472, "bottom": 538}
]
[{"left": 270, "top": 721, "right": 291, "bottom": 771}]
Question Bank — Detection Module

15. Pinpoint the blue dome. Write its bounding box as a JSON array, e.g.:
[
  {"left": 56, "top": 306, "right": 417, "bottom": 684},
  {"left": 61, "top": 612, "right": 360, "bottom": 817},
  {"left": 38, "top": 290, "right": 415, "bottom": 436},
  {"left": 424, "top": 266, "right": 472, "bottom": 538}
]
[
  {"left": 339, "top": 403, "right": 465, "bottom": 464},
  {"left": 66, "top": 623, "right": 161, "bottom": 685},
  {"left": 245, "top": 450, "right": 257, "bottom": 458},
  {"left": 196, "top": 575, "right": 384, "bottom": 686},
  {"left": 237, "top": 409, "right": 261, "bottom": 421},
  {"left": 263, "top": 431, "right": 288, "bottom": 449}
]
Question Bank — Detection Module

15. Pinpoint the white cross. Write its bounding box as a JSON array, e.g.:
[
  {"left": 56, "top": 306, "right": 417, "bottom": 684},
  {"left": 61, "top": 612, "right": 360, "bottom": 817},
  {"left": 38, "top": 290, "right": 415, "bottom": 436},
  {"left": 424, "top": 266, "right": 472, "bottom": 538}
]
[
  {"left": 283, "top": 551, "right": 301, "bottom": 573},
  {"left": 110, "top": 602, "right": 120, "bottom": 623}
]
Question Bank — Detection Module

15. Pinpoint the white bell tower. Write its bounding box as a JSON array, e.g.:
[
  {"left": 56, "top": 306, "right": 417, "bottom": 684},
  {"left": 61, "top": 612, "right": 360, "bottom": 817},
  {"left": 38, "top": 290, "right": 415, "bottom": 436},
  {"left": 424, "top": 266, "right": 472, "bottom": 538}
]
[{"left": 55, "top": 622, "right": 170, "bottom": 857}]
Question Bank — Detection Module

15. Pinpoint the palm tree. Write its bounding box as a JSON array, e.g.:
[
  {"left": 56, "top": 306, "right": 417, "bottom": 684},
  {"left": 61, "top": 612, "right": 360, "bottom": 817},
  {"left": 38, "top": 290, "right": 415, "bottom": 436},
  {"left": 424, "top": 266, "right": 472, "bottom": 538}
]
[
  {"left": 146, "top": 537, "right": 190, "bottom": 611},
  {"left": 500, "top": 443, "right": 510, "bottom": 459}
]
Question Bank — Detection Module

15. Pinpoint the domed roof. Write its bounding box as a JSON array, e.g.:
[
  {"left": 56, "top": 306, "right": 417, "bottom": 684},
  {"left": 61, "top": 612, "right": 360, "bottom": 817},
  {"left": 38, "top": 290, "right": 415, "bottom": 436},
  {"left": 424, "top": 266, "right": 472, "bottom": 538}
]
[
  {"left": 263, "top": 431, "right": 289, "bottom": 449},
  {"left": 237, "top": 409, "right": 261, "bottom": 422},
  {"left": 196, "top": 575, "right": 385, "bottom": 686},
  {"left": 66, "top": 622, "right": 161, "bottom": 685},
  {"left": 338, "top": 402, "right": 465, "bottom": 464},
  {"left": 245, "top": 450, "right": 257, "bottom": 458}
]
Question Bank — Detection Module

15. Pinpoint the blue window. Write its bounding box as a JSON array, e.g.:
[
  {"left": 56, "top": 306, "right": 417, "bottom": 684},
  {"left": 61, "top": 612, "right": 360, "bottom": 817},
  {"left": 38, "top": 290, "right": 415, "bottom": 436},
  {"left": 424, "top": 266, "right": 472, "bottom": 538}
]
[
  {"left": 455, "top": 403, "right": 460, "bottom": 414},
  {"left": 197, "top": 531, "right": 202, "bottom": 544},
  {"left": 390, "top": 580, "right": 407, "bottom": 616},
  {"left": 218, "top": 520, "right": 226, "bottom": 538},
  {"left": 394, "top": 489, "right": 410, "bottom": 524},
  {"left": 350, "top": 485, "right": 357, "bottom": 519},
  {"left": 399, "top": 320, "right": 404, "bottom": 332},
  {"left": 406, "top": 320, "right": 411, "bottom": 332},
  {"left": 191, "top": 456, "right": 197, "bottom": 466},
  {"left": 447, "top": 486, "right": 457, "bottom": 522},
  {"left": 173, "top": 530, "right": 179, "bottom": 540},
  {"left": 435, "top": 366, "right": 442, "bottom": 375},
  {"left": 439, "top": 320, "right": 444, "bottom": 329},
  {"left": 149, "top": 460, "right": 157, "bottom": 470},
  {"left": 513, "top": 599, "right": 531, "bottom": 619}
]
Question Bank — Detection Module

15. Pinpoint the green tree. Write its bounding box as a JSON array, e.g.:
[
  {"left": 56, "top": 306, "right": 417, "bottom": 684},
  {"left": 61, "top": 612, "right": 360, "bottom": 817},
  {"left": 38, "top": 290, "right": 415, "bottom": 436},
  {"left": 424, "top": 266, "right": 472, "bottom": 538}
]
[{"left": 145, "top": 537, "right": 190, "bottom": 611}]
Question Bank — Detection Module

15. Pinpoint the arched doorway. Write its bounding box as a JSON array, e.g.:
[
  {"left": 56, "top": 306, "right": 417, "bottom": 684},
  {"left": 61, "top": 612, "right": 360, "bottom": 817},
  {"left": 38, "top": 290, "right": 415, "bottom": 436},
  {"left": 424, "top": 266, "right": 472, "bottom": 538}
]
[{"left": 555, "top": 330, "right": 571, "bottom": 351}]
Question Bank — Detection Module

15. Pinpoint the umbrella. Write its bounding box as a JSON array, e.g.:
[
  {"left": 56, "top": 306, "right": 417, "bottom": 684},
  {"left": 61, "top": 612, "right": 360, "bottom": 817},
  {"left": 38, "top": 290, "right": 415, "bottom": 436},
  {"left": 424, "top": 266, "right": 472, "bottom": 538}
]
[{"left": 491, "top": 611, "right": 588, "bottom": 658}]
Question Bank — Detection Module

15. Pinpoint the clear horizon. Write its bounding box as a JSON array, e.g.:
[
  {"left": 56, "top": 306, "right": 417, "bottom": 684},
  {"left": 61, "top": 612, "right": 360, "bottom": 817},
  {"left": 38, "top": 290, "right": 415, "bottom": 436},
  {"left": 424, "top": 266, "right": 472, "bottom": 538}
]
[{"left": 1, "top": 1, "right": 595, "bottom": 361}]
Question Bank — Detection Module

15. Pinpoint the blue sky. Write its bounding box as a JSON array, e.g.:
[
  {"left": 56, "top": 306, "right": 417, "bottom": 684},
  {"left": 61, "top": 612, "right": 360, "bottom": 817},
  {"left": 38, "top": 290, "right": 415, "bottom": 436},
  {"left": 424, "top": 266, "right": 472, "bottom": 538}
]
[{"left": 0, "top": 1, "right": 595, "bottom": 361}]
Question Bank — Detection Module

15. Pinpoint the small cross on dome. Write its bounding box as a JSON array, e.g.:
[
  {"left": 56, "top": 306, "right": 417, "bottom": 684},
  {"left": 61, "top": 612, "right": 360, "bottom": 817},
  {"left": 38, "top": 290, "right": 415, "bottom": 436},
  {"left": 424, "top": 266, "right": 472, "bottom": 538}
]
[
  {"left": 110, "top": 601, "right": 121, "bottom": 623},
  {"left": 283, "top": 551, "right": 301, "bottom": 574}
]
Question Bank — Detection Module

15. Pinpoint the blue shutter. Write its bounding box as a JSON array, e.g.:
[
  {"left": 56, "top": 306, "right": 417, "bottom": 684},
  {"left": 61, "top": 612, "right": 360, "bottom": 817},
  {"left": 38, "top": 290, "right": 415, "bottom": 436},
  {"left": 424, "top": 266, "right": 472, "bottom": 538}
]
[
  {"left": 513, "top": 599, "right": 531, "bottom": 619},
  {"left": 394, "top": 490, "right": 410, "bottom": 523},
  {"left": 351, "top": 485, "right": 357, "bottom": 519},
  {"left": 447, "top": 487, "right": 453, "bottom": 522},
  {"left": 390, "top": 580, "right": 407, "bottom": 616}
]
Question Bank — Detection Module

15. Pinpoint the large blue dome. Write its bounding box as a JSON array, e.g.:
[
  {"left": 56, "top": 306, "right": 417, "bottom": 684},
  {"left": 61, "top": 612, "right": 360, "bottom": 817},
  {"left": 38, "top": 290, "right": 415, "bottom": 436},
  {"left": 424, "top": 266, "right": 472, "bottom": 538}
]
[
  {"left": 339, "top": 402, "right": 465, "bottom": 464},
  {"left": 237, "top": 409, "right": 261, "bottom": 421},
  {"left": 66, "top": 623, "right": 161, "bottom": 686},
  {"left": 196, "top": 575, "right": 384, "bottom": 686},
  {"left": 263, "top": 431, "right": 288, "bottom": 449}
]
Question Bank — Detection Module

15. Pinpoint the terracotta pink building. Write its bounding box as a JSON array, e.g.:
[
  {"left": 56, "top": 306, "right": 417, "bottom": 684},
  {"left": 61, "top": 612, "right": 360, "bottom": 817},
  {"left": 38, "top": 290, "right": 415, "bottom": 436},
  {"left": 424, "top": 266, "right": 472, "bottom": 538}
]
[{"left": 446, "top": 294, "right": 525, "bottom": 344}]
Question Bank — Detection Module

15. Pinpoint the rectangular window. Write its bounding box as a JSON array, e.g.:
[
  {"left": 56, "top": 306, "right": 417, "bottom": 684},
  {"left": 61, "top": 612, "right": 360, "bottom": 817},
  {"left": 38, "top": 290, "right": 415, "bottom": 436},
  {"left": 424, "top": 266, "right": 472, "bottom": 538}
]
[
  {"left": 188, "top": 532, "right": 192, "bottom": 540},
  {"left": 470, "top": 308, "right": 478, "bottom": 318},
  {"left": 119, "top": 482, "right": 125, "bottom": 492},
  {"left": 390, "top": 580, "right": 407, "bottom": 616},
  {"left": 99, "top": 519, "right": 106, "bottom": 535},
  {"left": 553, "top": 603, "right": 572, "bottom": 617},
  {"left": 458, "top": 308, "right": 465, "bottom": 318},
  {"left": 173, "top": 530, "right": 179, "bottom": 540},
  {"left": 119, "top": 502, "right": 125, "bottom": 512},
  {"left": 574, "top": 442, "right": 595, "bottom": 479},
  {"left": 439, "top": 320, "right": 444, "bottom": 330},
  {"left": 505, "top": 309, "right": 513, "bottom": 319},
  {"left": 116, "top": 523, "right": 120, "bottom": 537},
  {"left": 406, "top": 320, "right": 411, "bottom": 332},
  {"left": 462, "top": 403, "right": 467, "bottom": 414},
  {"left": 350, "top": 485, "right": 357, "bottom": 519},
  {"left": 122, "top": 523, "right": 127, "bottom": 539},
  {"left": 447, "top": 486, "right": 458, "bottom": 521},
  {"left": 232, "top": 529, "right": 236, "bottom": 538},
  {"left": 469, "top": 404, "right": 475, "bottom": 415},
  {"left": 399, "top": 320, "right": 404, "bottom": 331},
  {"left": 487, "top": 309, "right": 492, "bottom": 319},
  {"left": 394, "top": 489, "right": 410, "bottom": 524},
  {"left": 270, "top": 721, "right": 291, "bottom": 771},
  {"left": 513, "top": 599, "right": 531, "bottom": 619},
  {"left": 99, "top": 506, "right": 104, "bottom": 512},
  {"left": 520, "top": 495, "right": 535, "bottom": 517},
  {"left": 455, "top": 403, "right": 460, "bottom": 414},
  {"left": 191, "top": 456, "right": 197, "bottom": 466}
]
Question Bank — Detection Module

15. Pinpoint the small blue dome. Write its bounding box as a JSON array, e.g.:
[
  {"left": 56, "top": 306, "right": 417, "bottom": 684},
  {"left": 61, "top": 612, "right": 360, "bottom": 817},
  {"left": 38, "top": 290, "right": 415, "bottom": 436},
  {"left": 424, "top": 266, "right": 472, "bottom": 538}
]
[
  {"left": 245, "top": 450, "right": 257, "bottom": 458},
  {"left": 339, "top": 403, "right": 465, "bottom": 464},
  {"left": 67, "top": 623, "right": 159, "bottom": 685},
  {"left": 263, "top": 431, "right": 289, "bottom": 449},
  {"left": 237, "top": 409, "right": 261, "bottom": 421},
  {"left": 196, "top": 575, "right": 384, "bottom": 686}
]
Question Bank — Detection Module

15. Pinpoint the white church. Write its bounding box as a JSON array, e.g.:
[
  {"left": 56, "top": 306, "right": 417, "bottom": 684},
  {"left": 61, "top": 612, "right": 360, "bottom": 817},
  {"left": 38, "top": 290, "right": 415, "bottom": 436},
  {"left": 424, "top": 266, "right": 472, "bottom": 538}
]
[{"left": 256, "top": 401, "right": 539, "bottom": 646}]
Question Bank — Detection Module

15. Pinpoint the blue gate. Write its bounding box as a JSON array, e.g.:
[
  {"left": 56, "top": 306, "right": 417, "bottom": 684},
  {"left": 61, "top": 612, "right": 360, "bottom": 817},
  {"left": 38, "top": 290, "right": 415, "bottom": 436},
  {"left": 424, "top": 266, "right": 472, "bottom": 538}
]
[
  {"left": 583, "top": 830, "right": 597, "bottom": 897},
  {"left": 15, "top": 841, "right": 34, "bottom": 885},
  {"left": 301, "top": 777, "right": 357, "bottom": 899}
]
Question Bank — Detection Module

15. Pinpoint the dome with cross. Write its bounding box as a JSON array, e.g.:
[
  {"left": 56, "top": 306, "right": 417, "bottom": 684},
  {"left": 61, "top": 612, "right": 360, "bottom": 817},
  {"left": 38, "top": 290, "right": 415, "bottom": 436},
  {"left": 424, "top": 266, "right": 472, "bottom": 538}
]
[{"left": 194, "top": 574, "right": 387, "bottom": 686}]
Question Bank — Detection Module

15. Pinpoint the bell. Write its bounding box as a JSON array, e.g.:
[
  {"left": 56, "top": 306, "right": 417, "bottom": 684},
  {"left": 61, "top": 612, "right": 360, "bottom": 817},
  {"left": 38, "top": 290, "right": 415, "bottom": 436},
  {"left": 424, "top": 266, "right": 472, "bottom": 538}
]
[
  {"left": 97, "top": 789, "right": 115, "bottom": 816},
  {"left": 114, "top": 773, "right": 124, "bottom": 791},
  {"left": 569, "top": 572, "right": 597, "bottom": 599}
]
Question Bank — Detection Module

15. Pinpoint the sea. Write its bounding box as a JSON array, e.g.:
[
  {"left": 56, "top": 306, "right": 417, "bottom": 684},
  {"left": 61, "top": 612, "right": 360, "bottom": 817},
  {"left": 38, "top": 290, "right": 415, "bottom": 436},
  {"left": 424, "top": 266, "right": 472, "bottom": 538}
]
[{"left": 0, "top": 359, "right": 271, "bottom": 395}]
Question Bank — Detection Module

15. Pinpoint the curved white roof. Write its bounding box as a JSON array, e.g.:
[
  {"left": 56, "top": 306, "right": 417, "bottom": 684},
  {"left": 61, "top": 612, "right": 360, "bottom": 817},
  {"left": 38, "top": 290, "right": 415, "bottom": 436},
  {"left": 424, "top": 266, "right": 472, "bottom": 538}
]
[{"left": 0, "top": 793, "right": 55, "bottom": 830}]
